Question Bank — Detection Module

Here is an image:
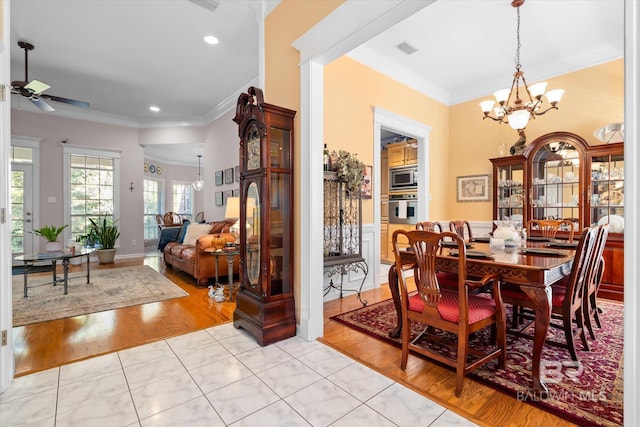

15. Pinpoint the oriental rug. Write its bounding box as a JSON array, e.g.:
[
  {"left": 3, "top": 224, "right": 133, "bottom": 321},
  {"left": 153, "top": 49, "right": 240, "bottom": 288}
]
[
  {"left": 331, "top": 298, "right": 623, "bottom": 427},
  {"left": 13, "top": 265, "right": 188, "bottom": 327}
]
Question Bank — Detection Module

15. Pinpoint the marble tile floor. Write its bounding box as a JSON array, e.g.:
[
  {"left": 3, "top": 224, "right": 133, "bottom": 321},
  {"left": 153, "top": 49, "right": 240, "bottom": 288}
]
[{"left": 0, "top": 322, "right": 476, "bottom": 427}]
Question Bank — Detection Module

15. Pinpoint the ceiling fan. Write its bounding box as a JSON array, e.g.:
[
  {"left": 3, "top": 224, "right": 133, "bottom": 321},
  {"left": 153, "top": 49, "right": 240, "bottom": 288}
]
[{"left": 11, "top": 41, "right": 90, "bottom": 112}]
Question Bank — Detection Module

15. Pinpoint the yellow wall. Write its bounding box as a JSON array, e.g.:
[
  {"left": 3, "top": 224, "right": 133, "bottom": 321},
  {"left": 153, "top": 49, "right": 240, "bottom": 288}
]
[
  {"left": 324, "top": 56, "right": 450, "bottom": 222},
  {"left": 449, "top": 59, "right": 624, "bottom": 219}
]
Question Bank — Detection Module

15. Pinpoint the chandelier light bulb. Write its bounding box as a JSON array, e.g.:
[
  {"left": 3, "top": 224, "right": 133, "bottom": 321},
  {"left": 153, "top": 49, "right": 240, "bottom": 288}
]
[{"left": 192, "top": 154, "right": 204, "bottom": 191}]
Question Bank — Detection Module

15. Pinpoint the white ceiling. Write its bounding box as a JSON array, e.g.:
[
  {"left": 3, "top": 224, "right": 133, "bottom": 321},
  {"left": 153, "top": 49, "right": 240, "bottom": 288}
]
[{"left": 9, "top": 0, "right": 624, "bottom": 165}]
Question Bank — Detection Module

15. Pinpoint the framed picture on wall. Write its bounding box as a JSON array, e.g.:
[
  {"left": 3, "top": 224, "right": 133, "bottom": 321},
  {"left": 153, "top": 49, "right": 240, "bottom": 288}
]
[
  {"left": 225, "top": 189, "right": 233, "bottom": 203},
  {"left": 456, "top": 174, "right": 490, "bottom": 202},
  {"left": 215, "top": 171, "right": 223, "bottom": 186},
  {"left": 224, "top": 167, "right": 234, "bottom": 184},
  {"left": 215, "top": 191, "right": 223, "bottom": 206},
  {"left": 235, "top": 165, "right": 240, "bottom": 182},
  {"left": 233, "top": 188, "right": 239, "bottom": 197}
]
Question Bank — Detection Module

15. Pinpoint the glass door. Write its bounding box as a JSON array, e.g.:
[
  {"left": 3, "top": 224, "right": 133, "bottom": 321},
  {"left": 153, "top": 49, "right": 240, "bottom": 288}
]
[
  {"left": 11, "top": 163, "right": 35, "bottom": 260},
  {"left": 589, "top": 152, "right": 624, "bottom": 233}
]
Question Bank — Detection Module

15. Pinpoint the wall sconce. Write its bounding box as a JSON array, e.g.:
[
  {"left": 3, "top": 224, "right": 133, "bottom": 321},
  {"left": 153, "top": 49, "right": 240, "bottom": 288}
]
[{"left": 129, "top": 182, "right": 134, "bottom": 192}]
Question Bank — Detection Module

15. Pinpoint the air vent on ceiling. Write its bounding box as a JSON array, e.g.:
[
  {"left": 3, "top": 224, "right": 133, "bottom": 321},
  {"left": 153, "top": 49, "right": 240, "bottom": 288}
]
[
  {"left": 188, "top": 0, "right": 220, "bottom": 13},
  {"left": 396, "top": 42, "right": 417, "bottom": 55}
]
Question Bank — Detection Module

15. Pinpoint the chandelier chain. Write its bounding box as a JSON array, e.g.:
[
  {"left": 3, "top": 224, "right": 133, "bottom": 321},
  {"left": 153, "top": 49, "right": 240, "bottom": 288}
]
[{"left": 514, "top": 6, "right": 521, "bottom": 71}]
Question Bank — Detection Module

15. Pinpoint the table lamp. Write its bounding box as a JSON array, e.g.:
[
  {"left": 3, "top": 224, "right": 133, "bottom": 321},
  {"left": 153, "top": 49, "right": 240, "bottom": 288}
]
[{"left": 225, "top": 197, "right": 240, "bottom": 241}]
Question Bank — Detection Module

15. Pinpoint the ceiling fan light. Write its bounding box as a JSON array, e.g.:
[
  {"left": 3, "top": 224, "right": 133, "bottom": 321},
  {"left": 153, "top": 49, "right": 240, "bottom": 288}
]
[
  {"left": 24, "top": 79, "right": 50, "bottom": 95},
  {"left": 507, "top": 109, "right": 530, "bottom": 130},
  {"left": 545, "top": 89, "right": 565, "bottom": 104}
]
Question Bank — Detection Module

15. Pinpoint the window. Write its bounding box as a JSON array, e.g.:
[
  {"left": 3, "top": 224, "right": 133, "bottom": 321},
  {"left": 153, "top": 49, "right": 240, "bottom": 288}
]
[
  {"left": 144, "top": 178, "right": 164, "bottom": 241},
  {"left": 64, "top": 147, "right": 120, "bottom": 243},
  {"left": 172, "top": 182, "right": 193, "bottom": 219}
]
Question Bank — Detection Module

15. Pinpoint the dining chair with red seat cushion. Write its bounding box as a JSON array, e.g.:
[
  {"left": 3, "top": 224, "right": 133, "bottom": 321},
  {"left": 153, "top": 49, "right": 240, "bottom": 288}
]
[
  {"left": 582, "top": 224, "right": 609, "bottom": 339},
  {"left": 501, "top": 225, "right": 598, "bottom": 361},
  {"left": 392, "top": 229, "right": 506, "bottom": 397},
  {"left": 449, "top": 220, "right": 473, "bottom": 242},
  {"left": 527, "top": 219, "right": 575, "bottom": 242},
  {"left": 416, "top": 221, "right": 443, "bottom": 233}
]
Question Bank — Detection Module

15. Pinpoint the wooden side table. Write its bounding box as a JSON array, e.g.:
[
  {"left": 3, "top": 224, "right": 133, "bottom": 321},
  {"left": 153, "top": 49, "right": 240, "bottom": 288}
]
[{"left": 204, "top": 247, "right": 239, "bottom": 301}]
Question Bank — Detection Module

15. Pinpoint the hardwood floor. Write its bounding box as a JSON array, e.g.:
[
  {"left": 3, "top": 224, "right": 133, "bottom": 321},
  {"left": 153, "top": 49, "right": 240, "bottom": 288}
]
[{"left": 12, "top": 253, "right": 576, "bottom": 426}]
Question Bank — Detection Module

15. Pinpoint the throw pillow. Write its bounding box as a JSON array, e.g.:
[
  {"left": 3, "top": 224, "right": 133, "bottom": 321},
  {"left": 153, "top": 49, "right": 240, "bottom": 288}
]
[
  {"left": 177, "top": 220, "right": 191, "bottom": 243},
  {"left": 182, "top": 223, "right": 212, "bottom": 246}
]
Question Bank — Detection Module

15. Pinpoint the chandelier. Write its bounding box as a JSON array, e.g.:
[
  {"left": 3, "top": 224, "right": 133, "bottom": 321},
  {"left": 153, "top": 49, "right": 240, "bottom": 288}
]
[
  {"left": 192, "top": 154, "right": 204, "bottom": 191},
  {"left": 479, "top": 0, "right": 564, "bottom": 133}
]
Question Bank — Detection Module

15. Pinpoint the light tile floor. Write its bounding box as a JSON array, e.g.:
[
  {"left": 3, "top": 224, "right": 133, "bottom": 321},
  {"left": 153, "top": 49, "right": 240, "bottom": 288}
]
[{"left": 0, "top": 323, "right": 477, "bottom": 427}]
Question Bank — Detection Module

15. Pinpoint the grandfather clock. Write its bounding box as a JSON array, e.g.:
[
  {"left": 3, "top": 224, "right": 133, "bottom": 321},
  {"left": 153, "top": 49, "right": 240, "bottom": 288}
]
[{"left": 232, "top": 87, "right": 296, "bottom": 346}]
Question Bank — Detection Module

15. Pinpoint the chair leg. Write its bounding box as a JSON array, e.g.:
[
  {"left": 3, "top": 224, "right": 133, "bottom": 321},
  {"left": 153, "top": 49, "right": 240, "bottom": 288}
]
[
  {"left": 455, "top": 335, "right": 467, "bottom": 397},
  {"left": 575, "top": 309, "right": 590, "bottom": 352},
  {"left": 563, "top": 312, "right": 579, "bottom": 361},
  {"left": 591, "top": 294, "right": 602, "bottom": 328},
  {"left": 583, "top": 295, "right": 596, "bottom": 340},
  {"left": 511, "top": 305, "right": 520, "bottom": 329}
]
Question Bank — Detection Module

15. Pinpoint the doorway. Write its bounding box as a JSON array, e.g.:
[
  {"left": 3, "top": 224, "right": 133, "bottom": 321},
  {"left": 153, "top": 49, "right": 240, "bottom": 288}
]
[{"left": 10, "top": 163, "right": 35, "bottom": 260}]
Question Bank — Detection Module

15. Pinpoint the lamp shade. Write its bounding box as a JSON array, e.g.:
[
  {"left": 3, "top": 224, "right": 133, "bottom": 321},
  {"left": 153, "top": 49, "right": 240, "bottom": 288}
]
[
  {"left": 508, "top": 109, "right": 530, "bottom": 130},
  {"left": 225, "top": 197, "right": 240, "bottom": 219}
]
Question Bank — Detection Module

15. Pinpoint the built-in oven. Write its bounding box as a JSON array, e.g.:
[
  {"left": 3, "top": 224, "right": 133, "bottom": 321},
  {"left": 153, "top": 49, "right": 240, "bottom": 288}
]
[
  {"left": 389, "top": 193, "right": 418, "bottom": 224},
  {"left": 390, "top": 165, "right": 418, "bottom": 191}
]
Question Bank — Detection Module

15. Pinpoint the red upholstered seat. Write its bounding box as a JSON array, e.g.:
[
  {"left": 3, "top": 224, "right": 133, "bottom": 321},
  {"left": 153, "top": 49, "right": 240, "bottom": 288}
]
[{"left": 408, "top": 290, "right": 496, "bottom": 324}]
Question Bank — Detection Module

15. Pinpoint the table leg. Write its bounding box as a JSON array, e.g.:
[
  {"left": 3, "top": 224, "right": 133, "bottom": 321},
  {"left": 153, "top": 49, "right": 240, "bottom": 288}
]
[
  {"left": 226, "top": 253, "right": 236, "bottom": 301},
  {"left": 23, "top": 261, "right": 29, "bottom": 298},
  {"left": 62, "top": 258, "right": 70, "bottom": 295},
  {"left": 86, "top": 253, "right": 91, "bottom": 283},
  {"left": 520, "top": 285, "right": 552, "bottom": 395},
  {"left": 214, "top": 255, "right": 220, "bottom": 287},
  {"left": 388, "top": 264, "right": 402, "bottom": 339},
  {"left": 52, "top": 260, "right": 57, "bottom": 285}
]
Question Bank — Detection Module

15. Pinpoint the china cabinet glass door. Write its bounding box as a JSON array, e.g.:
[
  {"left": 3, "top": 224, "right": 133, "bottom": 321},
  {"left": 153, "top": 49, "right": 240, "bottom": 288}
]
[
  {"left": 496, "top": 163, "right": 525, "bottom": 222},
  {"left": 589, "top": 152, "right": 624, "bottom": 233}
]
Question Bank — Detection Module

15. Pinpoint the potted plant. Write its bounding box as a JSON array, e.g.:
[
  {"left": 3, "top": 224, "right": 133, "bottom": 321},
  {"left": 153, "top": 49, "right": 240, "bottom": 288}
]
[
  {"left": 89, "top": 217, "right": 120, "bottom": 264},
  {"left": 32, "top": 224, "right": 68, "bottom": 252}
]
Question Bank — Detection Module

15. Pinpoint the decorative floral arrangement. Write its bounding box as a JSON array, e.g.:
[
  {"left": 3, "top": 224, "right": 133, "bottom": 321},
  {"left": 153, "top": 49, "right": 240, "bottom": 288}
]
[{"left": 329, "top": 149, "right": 365, "bottom": 193}]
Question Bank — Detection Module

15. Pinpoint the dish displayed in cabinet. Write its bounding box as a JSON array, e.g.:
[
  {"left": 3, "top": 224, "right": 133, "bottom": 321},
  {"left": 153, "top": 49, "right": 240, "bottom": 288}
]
[{"left": 598, "top": 214, "right": 624, "bottom": 233}]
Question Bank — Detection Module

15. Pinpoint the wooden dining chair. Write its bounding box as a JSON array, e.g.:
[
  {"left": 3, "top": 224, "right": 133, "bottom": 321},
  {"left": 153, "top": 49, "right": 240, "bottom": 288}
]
[
  {"left": 155, "top": 214, "right": 164, "bottom": 231},
  {"left": 583, "top": 224, "right": 609, "bottom": 340},
  {"left": 527, "top": 219, "right": 575, "bottom": 241},
  {"left": 163, "top": 212, "right": 182, "bottom": 226},
  {"left": 416, "top": 221, "right": 443, "bottom": 232},
  {"left": 392, "top": 229, "right": 506, "bottom": 397},
  {"left": 449, "top": 220, "right": 473, "bottom": 241},
  {"left": 502, "top": 225, "right": 598, "bottom": 361}
]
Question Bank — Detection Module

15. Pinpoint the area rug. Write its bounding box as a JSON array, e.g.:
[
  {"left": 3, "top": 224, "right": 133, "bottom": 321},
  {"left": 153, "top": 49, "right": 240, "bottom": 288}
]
[
  {"left": 331, "top": 298, "right": 623, "bottom": 427},
  {"left": 13, "top": 265, "right": 188, "bottom": 327}
]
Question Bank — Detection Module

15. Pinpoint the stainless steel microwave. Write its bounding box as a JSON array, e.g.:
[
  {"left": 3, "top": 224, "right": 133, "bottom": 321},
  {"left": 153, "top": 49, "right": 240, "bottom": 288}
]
[{"left": 390, "top": 166, "right": 418, "bottom": 191}]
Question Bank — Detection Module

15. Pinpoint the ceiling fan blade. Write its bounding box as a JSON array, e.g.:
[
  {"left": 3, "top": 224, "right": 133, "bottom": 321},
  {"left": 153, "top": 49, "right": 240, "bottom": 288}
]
[
  {"left": 29, "top": 97, "right": 55, "bottom": 112},
  {"left": 24, "top": 79, "right": 50, "bottom": 95},
  {"left": 40, "top": 93, "right": 90, "bottom": 109}
]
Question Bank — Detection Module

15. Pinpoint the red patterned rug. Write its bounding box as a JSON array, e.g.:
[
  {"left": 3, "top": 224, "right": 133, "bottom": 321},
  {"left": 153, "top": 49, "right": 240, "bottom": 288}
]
[{"left": 331, "top": 298, "right": 623, "bottom": 426}]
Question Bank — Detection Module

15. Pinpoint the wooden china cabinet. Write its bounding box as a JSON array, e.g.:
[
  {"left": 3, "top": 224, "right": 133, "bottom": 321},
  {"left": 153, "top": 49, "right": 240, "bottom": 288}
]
[
  {"left": 232, "top": 87, "right": 296, "bottom": 345},
  {"left": 491, "top": 131, "right": 624, "bottom": 300}
]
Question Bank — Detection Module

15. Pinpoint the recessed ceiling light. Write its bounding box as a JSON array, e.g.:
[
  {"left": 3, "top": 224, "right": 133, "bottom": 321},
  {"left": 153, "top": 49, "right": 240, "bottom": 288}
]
[
  {"left": 204, "top": 35, "right": 219, "bottom": 45},
  {"left": 149, "top": 106, "right": 160, "bottom": 112}
]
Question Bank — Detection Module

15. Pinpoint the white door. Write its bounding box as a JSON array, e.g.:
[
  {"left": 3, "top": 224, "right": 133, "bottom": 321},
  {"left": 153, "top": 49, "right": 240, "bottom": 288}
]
[{"left": 11, "top": 163, "right": 35, "bottom": 261}]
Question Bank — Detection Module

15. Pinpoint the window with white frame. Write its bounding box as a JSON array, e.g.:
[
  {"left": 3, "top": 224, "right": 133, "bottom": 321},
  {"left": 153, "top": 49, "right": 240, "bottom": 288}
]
[
  {"left": 172, "top": 182, "right": 193, "bottom": 219},
  {"left": 64, "top": 146, "right": 120, "bottom": 244},
  {"left": 144, "top": 178, "right": 164, "bottom": 241}
]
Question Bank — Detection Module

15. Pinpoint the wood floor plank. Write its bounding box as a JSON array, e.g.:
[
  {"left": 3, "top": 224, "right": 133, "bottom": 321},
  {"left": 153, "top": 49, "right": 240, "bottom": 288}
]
[{"left": 12, "top": 253, "right": 577, "bottom": 426}]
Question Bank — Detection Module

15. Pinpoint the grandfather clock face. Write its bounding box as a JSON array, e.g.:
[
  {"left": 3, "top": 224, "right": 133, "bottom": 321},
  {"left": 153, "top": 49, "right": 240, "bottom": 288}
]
[{"left": 246, "top": 122, "right": 261, "bottom": 170}]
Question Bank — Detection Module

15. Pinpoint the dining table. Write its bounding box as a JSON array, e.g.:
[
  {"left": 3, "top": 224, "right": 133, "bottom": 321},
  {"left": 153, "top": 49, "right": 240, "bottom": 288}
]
[{"left": 387, "top": 238, "right": 575, "bottom": 395}]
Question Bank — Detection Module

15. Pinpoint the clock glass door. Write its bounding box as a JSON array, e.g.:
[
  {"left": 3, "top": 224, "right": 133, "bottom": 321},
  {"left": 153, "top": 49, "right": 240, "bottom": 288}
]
[{"left": 245, "top": 181, "right": 261, "bottom": 288}]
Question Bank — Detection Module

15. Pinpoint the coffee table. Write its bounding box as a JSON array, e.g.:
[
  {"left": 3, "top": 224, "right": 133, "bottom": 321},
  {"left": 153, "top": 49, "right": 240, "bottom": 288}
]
[{"left": 15, "top": 248, "right": 95, "bottom": 297}]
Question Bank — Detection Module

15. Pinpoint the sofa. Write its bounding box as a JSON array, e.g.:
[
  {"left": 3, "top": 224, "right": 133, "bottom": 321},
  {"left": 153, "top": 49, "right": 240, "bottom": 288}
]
[{"left": 163, "top": 219, "right": 240, "bottom": 285}]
